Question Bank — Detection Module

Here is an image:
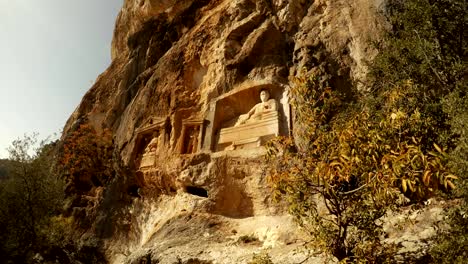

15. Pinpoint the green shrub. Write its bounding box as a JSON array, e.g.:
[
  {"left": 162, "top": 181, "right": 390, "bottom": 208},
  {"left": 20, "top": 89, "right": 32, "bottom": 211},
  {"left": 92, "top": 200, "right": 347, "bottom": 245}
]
[{"left": 369, "top": 0, "right": 467, "bottom": 262}]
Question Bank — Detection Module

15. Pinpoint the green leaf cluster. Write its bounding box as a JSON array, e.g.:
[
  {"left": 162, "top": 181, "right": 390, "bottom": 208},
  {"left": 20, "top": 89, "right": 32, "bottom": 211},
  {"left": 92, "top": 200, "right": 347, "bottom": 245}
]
[{"left": 370, "top": 0, "right": 467, "bottom": 262}]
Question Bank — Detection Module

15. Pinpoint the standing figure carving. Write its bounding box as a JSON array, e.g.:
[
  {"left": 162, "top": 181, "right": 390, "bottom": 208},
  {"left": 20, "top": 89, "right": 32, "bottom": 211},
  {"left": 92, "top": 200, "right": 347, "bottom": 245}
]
[
  {"left": 186, "top": 126, "right": 200, "bottom": 154},
  {"left": 234, "top": 89, "right": 278, "bottom": 126}
]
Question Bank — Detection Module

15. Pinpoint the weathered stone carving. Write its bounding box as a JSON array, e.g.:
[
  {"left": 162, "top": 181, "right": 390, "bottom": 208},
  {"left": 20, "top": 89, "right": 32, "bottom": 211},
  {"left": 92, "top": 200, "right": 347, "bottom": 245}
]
[
  {"left": 185, "top": 126, "right": 200, "bottom": 154},
  {"left": 143, "top": 131, "right": 161, "bottom": 154},
  {"left": 234, "top": 89, "right": 278, "bottom": 126},
  {"left": 178, "top": 119, "right": 204, "bottom": 154},
  {"left": 140, "top": 131, "right": 161, "bottom": 168},
  {"left": 135, "top": 117, "right": 168, "bottom": 169},
  {"left": 60, "top": 0, "right": 388, "bottom": 261},
  {"left": 218, "top": 89, "right": 280, "bottom": 151}
]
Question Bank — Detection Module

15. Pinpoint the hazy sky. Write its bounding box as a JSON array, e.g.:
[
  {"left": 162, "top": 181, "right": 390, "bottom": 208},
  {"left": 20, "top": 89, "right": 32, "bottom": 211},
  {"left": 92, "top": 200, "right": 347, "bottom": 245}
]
[{"left": 0, "top": 0, "right": 123, "bottom": 158}]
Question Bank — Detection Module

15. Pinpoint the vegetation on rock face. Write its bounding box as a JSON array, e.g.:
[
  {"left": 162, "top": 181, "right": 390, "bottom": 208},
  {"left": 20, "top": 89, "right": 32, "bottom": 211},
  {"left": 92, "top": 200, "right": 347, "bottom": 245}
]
[
  {"left": 373, "top": 0, "right": 467, "bottom": 262},
  {"left": 238, "top": 234, "right": 260, "bottom": 244},
  {"left": 0, "top": 133, "right": 110, "bottom": 264},
  {"left": 267, "top": 74, "right": 451, "bottom": 262},
  {"left": 0, "top": 0, "right": 465, "bottom": 263},
  {"left": 267, "top": 0, "right": 466, "bottom": 262},
  {"left": 57, "top": 122, "right": 115, "bottom": 195},
  {"left": 55, "top": 121, "right": 123, "bottom": 241}
]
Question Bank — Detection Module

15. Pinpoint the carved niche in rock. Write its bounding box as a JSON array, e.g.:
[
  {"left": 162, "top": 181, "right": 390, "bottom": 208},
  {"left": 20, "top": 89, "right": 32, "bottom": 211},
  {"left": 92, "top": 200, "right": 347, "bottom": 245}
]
[
  {"left": 177, "top": 119, "right": 205, "bottom": 155},
  {"left": 205, "top": 83, "right": 290, "bottom": 151},
  {"left": 135, "top": 117, "right": 170, "bottom": 169},
  {"left": 219, "top": 90, "right": 279, "bottom": 150}
]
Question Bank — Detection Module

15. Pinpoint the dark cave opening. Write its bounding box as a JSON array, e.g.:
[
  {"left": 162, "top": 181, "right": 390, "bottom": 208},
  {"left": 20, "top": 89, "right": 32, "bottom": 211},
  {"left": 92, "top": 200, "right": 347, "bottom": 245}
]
[
  {"left": 127, "top": 184, "right": 141, "bottom": 198},
  {"left": 186, "top": 186, "right": 208, "bottom": 198}
]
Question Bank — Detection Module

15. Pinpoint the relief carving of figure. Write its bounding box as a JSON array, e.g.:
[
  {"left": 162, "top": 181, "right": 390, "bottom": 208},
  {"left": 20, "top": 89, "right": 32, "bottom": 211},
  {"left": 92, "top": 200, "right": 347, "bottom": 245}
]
[
  {"left": 185, "top": 126, "right": 200, "bottom": 154},
  {"left": 234, "top": 89, "right": 278, "bottom": 126},
  {"left": 144, "top": 131, "right": 160, "bottom": 155}
]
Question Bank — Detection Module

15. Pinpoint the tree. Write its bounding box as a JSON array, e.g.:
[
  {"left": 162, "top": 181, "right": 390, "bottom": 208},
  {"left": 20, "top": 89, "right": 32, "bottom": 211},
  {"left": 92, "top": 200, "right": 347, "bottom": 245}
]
[
  {"left": 0, "top": 134, "right": 64, "bottom": 263},
  {"left": 0, "top": 159, "right": 12, "bottom": 180},
  {"left": 372, "top": 0, "right": 466, "bottom": 93},
  {"left": 268, "top": 0, "right": 466, "bottom": 261},
  {"left": 369, "top": 0, "right": 467, "bottom": 262},
  {"left": 267, "top": 73, "right": 455, "bottom": 262}
]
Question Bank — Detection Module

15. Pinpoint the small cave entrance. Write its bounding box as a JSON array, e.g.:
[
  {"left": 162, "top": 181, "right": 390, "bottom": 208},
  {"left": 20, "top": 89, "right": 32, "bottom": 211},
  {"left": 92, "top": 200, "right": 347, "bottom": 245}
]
[
  {"left": 186, "top": 186, "right": 208, "bottom": 198},
  {"left": 127, "top": 184, "right": 141, "bottom": 198}
]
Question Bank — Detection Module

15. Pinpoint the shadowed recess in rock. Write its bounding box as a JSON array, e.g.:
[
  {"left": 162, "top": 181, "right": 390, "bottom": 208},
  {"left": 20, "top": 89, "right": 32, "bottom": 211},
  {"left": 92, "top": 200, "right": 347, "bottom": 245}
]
[{"left": 186, "top": 186, "right": 209, "bottom": 198}]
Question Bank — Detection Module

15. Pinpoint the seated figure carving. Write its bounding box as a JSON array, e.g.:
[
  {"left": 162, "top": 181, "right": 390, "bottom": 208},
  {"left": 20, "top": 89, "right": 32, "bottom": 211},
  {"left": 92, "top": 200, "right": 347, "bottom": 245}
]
[
  {"left": 140, "top": 131, "right": 161, "bottom": 169},
  {"left": 143, "top": 131, "right": 160, "bottom": 154},
  {"left": 234, "top": 89, "right": 278, "bottom": 126},
  {"left": 217, "top": 89, "right": 280, "bottom": 151}
]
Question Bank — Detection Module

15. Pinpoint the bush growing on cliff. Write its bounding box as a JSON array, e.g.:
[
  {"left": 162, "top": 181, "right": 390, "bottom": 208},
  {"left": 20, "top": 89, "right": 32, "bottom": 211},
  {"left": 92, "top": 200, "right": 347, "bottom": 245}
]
[
  {"left": 372, "top": 0, "right": 466, "bottom": 94},
  {"left": 429, "top": 90, "right": 468, "bottom": 263},
  {"left": 267, "top": 0, "right": 466, "bottom": 261},
  {"left": 57, "top": 122, "right": 114, "bottom": 194},
  {"left": 370, "top": 0, "right": 466, "bottom": 149},
  {"left": 266, "top": 73, "right": 455, "bottom": 262},
  {"left": 371, "top": 0, "right": 467, "bottom": 262}
]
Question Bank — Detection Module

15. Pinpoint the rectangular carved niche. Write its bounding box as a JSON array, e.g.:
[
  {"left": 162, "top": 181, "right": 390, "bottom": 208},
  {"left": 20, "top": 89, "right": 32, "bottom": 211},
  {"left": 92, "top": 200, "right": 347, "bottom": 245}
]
[
  {"left": 135, "top": 118, "right": 169, "bottom": 169},
  {"left": 177, "top": 119, "right": 205, "bottom": 154},
  {"left": 206, "top": 83, "right": 287, "bottom": 152}
]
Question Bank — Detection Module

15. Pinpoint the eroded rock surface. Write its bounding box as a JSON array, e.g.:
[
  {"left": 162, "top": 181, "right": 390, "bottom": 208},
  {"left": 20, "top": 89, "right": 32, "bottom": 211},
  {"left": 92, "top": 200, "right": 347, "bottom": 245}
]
[{"left": 62, "top": 0, "right": 386, "bottom": 263}]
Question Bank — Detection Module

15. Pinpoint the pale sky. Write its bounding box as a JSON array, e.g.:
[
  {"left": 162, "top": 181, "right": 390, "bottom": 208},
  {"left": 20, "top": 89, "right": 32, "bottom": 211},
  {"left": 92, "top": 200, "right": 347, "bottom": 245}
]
[{"left": 0, "top": 0, "right": 123, "bottom": 158}]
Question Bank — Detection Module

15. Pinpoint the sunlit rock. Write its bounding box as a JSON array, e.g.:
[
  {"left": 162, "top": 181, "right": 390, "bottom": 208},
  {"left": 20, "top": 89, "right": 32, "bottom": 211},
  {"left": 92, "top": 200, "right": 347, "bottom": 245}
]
[{"left": 61, "top": 0, "right": 386, "bottom": 263}]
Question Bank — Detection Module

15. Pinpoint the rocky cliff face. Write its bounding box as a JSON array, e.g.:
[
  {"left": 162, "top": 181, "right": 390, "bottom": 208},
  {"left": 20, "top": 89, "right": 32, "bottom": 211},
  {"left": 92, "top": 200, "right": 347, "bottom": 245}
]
[{"left": 62, "top": 0, "right": 386, "bottom": 263}]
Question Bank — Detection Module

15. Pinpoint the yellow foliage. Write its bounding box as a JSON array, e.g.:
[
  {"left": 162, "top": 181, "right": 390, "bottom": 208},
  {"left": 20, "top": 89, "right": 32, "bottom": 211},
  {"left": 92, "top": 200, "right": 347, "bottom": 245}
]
[
  {"left": 57, "top": 122, "right": 114, "bottom": 192},
  {"left": 266, "top": 73, "right": 458, "bottom": 261}
]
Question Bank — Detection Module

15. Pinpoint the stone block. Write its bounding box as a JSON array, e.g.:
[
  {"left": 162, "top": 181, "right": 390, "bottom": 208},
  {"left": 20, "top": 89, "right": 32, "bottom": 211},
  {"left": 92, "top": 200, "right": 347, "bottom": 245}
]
[
  {"left": 140, "top": 153, "right": 156, "bottom": 168},
  {"left": 218, "top": 111, "right": 279, "bottom": 151}
]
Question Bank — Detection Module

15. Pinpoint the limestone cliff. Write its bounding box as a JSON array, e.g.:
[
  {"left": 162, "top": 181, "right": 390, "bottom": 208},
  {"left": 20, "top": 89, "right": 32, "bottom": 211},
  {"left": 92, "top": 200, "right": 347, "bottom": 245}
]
[{"left": 62, "top": 0, "right": 386, "bottom": 263}]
